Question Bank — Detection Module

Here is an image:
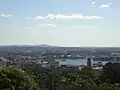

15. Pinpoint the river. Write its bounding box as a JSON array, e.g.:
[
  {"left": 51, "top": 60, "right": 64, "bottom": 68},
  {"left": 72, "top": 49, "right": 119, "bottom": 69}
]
[{"left": 59, "top": 59, "right": 108, "bottom": 66}]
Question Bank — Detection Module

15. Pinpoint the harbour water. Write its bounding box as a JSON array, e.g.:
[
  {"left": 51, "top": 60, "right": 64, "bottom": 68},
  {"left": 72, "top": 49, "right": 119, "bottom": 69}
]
[{"left": 59, "top": 59, "right": 108, "bottom": 66}]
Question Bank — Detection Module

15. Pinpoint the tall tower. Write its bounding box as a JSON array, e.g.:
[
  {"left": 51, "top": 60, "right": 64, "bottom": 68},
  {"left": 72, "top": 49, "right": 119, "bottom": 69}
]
[{"left": 87, "top": 58, "right": 92, "bottom": 68}]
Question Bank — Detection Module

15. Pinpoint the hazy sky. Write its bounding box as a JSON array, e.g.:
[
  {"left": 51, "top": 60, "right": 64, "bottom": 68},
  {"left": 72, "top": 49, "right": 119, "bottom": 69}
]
[{"left": 0, "top": 0, "right": 120, "bottom": 47}]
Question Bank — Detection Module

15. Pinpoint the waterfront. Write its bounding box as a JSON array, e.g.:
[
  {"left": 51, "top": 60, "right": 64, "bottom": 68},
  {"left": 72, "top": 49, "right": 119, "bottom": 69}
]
[{"left": 59, "top": 59, "right": 108, "bottom": 66}]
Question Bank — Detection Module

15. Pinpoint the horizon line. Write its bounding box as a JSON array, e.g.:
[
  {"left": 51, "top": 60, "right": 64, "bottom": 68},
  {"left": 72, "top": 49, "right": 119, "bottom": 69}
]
[{"left": 0, "top": 44, "right": 120, "bottom": 48}]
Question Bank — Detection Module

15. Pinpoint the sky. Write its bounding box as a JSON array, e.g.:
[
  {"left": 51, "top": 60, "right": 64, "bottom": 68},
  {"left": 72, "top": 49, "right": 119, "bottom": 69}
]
[{"left": 0, "top": 0, "right": 120, "bottom": 47}]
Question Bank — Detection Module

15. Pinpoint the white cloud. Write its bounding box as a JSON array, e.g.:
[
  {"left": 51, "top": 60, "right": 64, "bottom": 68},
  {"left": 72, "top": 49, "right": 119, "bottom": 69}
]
[
  {"left": 40, "top": 24, "right": 57, "bottom": 27},
  {"left": 36, "top": 16, "right": 46, "bottom": 19},
  {"left": 35, "top": 13, "right": 103, "bottom": 20},
  {"left": 100, "top": 4, "right": 109, "bottom": 8},
  {"left": 91, "top": 2, "right": 96, "bottom": 6},
  {"left": 28, "top": 17, "right": 31, "bottom": 19},
  {"left": 100, "top": 3, "right": 112, "bottom": 8},
  {"left": 0, "top": 13, "right": 12, "bottom": 17},
  {"left": 92, "top": 2, "right": 96, "bottom": 5}
]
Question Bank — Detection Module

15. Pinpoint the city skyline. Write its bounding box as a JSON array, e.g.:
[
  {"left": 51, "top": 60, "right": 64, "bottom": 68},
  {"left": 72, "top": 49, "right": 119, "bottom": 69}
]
[{"left": 0, "top": 0, "right": 120, "bottom": 47}]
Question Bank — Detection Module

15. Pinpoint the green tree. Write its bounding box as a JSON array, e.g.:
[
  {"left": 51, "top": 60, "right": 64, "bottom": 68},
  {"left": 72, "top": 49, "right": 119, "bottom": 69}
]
[
  {"left": 100, "top": 63, "right": 120, "bottom": 83},
  {"left": 23, "top": 63, "right": 120, "bottom": 90},
  {"left": 0, "top": 66, "right": 39, "bottom": 90}
]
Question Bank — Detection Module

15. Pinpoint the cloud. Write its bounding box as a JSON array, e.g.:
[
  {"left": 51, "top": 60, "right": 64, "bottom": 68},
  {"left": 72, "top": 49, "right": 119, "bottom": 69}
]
[
  {"left": 0, "top": 13, "right": 12, "bottom": 17},
  {"left": 36, "top": 16, "right": 45, "bottom": 19},
  {"left": 91, "top": 2, "right": 96, "bottom": 6},
  {"left": 39, "top": 24, "right": 57, "bottom": 27},
  {"left": 100, "top": 3, "right": 112, "bottom": 8},
  {"left": 100, "top": 4, "right": 109, "bottom": 8},
  {"left": 35, "top": 13, "right": 103, "bottom": 20},
  {"left": 28, "top": 17, "right": 31, "bottom": 19},
  {"left": 92, "top": 2, "right": 96, "bottom": 5}
]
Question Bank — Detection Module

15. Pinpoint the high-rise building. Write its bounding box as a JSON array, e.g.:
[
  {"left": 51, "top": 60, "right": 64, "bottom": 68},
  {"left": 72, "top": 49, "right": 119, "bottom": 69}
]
[{"left": 87, "top": 58, "right": 92, "bottom": 68}]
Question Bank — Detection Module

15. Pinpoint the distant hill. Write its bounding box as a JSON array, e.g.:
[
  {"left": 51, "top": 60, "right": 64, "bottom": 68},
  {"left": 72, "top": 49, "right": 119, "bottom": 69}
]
[
  {"left": 36, "top": 44, "right": 55, "bottom": 47},
  {"left": 0, "top": 44, "right": 57, "bottom": 48},
  {"left": 0, "top": 44, "right": 120, "bottom": 52}
]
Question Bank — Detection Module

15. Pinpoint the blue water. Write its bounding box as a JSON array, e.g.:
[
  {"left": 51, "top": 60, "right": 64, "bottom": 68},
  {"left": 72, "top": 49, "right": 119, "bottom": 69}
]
[{"left": 59, "top": 59, "right": 108, "bottom": 66}]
